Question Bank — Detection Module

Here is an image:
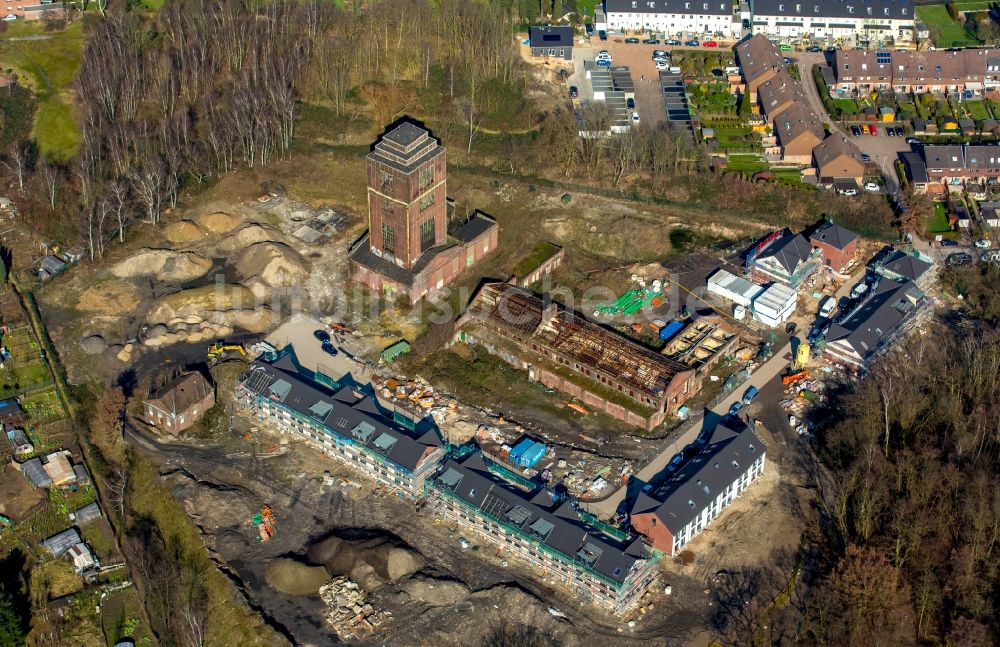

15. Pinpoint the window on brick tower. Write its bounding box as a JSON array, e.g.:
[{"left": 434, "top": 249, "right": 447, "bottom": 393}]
[
  {"left": 380, "top": 171, "right": 393, "bottom": 192},
  {"left": 381, "top": 223, "right": 396, "bottom": 255},
  {"left": 418, "top": 166, "right": 434, "bottom": 191},
  {"left": 420, "top": 218, "right": 435, "bottom": 252},
  {"left": 419, "top": 193, "right": 435, "bottom": 211}
]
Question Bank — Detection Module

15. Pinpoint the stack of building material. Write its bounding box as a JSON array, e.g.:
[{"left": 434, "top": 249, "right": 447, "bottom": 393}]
[{"left": 318, "top": 577, "right": 391, "bottom": 638}]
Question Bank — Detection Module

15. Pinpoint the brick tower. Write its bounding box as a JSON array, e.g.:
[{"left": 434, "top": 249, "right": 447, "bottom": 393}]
[{"left": 365, "top": 122, "right": 448, "bottom": 269}]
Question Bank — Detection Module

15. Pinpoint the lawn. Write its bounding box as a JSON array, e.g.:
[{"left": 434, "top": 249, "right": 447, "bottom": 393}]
[
  {"left": 725, "top": 153, "right": 768, "bottom": 173},
  {"left": 514, "top": 241, "right": 561, "bottom": 278},
  {"left": 0, "top": 20, "right": 84, "bottom": 161},
  {"left": 963, "top": 99, "right": 991, "bottom": 120},
  {"left": 833, "top": 98, "right": 859, "bottom": 115},
  {"left": 710, "top": 125, "right": 759, "bottom": 152},
  {"left": 916, "top": 4, "right": 978, "bottom": 47},
  {"left": 927, "top": 202, "right": 961, "bottom": 240}
]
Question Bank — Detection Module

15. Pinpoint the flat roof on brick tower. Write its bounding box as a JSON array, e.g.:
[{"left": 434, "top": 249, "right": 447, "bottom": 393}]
[{"left": 371, "top": 122, "right": 444, "bottom": 173}]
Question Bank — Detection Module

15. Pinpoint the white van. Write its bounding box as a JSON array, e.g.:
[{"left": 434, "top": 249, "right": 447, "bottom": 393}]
[{"left": 818, "top": 296, "right": 836, "bottom": 318}]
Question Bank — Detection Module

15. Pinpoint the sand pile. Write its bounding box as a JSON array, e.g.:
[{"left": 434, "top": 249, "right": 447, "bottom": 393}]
[
  {"left": 112, "top": 249, "right": 213, "bottom": 283},
  {"left": 198, "top": 211, "right": 240, "bottom": 233},
  {"left": 235, "top": 242, "right": 309, "bottom": 295},
  {"left": 81, "top": 335, "right": 107, "bottom": 355},
  {"left": 308, "top": 534, "right": 425, "bottom": 586},
  {"left": 77, "top": 280, "right": 142, "bottom": 313},
  {"left": 164, "top": 220, "right": 204, "bottom": 244},
  {"left": 217, "top": 224, "right": 285, "bottom": 253},
  {"left": 142, "top": 284, "right": 273, "bottom": 346},
  {"left": 265, "top": 559, "right": 330, "bottom": 596}
]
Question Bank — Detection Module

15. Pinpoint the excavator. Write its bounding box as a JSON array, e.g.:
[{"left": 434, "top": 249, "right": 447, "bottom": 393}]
[{"left": 207, "top": 342, "right": 247, "bottom": 364}]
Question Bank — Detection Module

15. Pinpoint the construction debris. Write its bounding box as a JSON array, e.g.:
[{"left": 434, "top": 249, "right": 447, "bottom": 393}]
[{"left": 319, "top": 577, "right": 391, "bottom": 638}]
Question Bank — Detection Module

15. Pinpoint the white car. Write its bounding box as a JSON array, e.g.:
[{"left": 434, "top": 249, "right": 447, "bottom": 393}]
[
  {"left": 838, "top": 188, "right": 858, "bottom": 196},
  {"left": 3, "top": 14, "right": 16, "bottom": 21},
  {"left": 974, "top": 239, "right": 992, "bottom": 249},
  {"left": 631, "top": 112, "right": 640, "bottom": 123},
  {"left": 654, "top": 60, "right": 669, "bottom": 70},
  {"left": 850, "top": 282, "right": 869, "bottom": 299},
  {"left": 864, "top": 182, "right": 880, "bottom": 192},
  {"left": 597, "top": 50, "right": 611, "bottom": 60},
  {"left": 652, "top": 50, "right": 668, "bottom": 59}
]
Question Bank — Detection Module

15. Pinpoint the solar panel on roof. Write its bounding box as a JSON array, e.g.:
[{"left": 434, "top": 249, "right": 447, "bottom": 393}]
[{"left": 876, "top": 52, "right": 891, "bottom": 64}]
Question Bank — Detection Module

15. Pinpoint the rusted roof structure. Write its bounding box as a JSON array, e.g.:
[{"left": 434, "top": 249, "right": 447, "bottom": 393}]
[{"left": 463, "top": 282, "right": 691, "bottom": 398}]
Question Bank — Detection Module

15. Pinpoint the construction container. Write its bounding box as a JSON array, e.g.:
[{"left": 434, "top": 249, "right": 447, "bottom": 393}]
[
  {"left": 795, "top": 344, "right": 811, "bottom": 367},
  {"left": 659, "top": 320, "right": 685, "bottom": 341},
  {"left": 508, "top": 438, "right": 546, "bottom": 468}
]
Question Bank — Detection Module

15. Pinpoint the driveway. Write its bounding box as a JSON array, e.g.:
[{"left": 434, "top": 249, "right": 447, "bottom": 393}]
[{"left": 794, "top": 52, "right": 911, "bottom": 191}]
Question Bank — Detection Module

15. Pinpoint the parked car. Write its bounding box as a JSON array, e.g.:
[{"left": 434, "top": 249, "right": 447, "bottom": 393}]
[
  {"left": 569, "top": 86, "right": 578, "bottom": 98},
  {"left": 785, "top": 322, "right": 797, "bottom": 334},
  {"left": 585, "top": 23, "right": 594, "bottom": 34},
  {"left": 643, "top": 38, "right": 660, "bottom": 44},
  {"left": 655, "top": 60, "right": 669, "bottom": 70},
  {"left": 886, "top": 127, "right": 896, "bottom": 137},
  {"left": 626, "top": 97, "right": 635, "bottom": 109},
  {"left": 667, "top": 453, "right": 685, "bottom": 471},
  {"left": 806, "top": 45, "right": 821, "bottom": 52},
  {"left": 982, "top": 250, "right": 1000, "bottom": 262},
  {"left": 838, "top": 188, "right": 858, "bottom": 196},
  {"left": 728, "top": 402, "right": 744, "bottom": 416},
  {"left": 321, "top": 341, "right": 338, "bottom": 356},
  {"left": 685, "top": 39, "right": 700, "bottom": 46},
  {"left": 861, "top": 153, "right": 871, "bottom": 162},
  {"left": 666, "top": 39, "right": 681, "bottom": 46},
  {"left": 894, "top": 126, "right": 905, "bottom": 136},
  {"left": 940, "top": 238, "right": 959, "bottom": 247},
  {"left": 850, "top": 282, "right": 869, "bottom": 299},
  {"left": 704, "top": 40, "right": 718, "bottom": 48},
  {"left": 742, "top": 386, "right": 760, "bottom": 405},
  {"left": 313, "top": 329, "right": 331, "bottom": 343},
  {"left": 652, "top": 49, "right": 668, "bottom": 59},
  {"left": 779, "top": 43, "right": 792, "bottom": 51},
  {"left": 869, "top": 125, "right": 878, "bottom": 135},
  {"left": 974, "top": 239, "right": 992, "bottom": 249},
  {"left": 631, "top": 112, "right": 640, "bottom": 123},
  {"left": 598, "top": 30, "right": 608, "bottom": 40},
  {"left": 864, "top": 182, "right": 880, "bottom": 192},
  {"left": 783, "top": 56, "right": 792, "bottom": 64},
  {"left": 819, "top": 296, "right": 836, "bottom": 318},
  {"left": 625, "top": 37, "right": 640, "bottom": 43},
  {"left": 850, "top": 125, "right": 861, "bottom": 136},
  {"left": 906, "top": 137, "right": 922, "bottom": 145},
  {"left": 946, "top": 252, "right": 974, "bottom": 266}
]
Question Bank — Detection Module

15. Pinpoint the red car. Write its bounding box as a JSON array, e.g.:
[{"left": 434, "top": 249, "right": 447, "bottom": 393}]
[
  {"left": 869, "top": 125, "right": 878, "bottom": 135},
  {"left": 703, "top": 41, "right": 718, "bottom": 48}
]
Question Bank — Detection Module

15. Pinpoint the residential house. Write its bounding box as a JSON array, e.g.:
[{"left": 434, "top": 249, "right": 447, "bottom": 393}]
[
  {"left": 751, "top": 0, "right": 916, "bottom": 43},
  {"left": 630, "top": 420, "right": 766, "bottom": 556},
  {"left": 236, "top": 354, "right": 445, "bottom": 497},
  {"left": 143, "top": 372, "right": 215, "bottom": 435},
  {"left": 67, "top": 543, "right": 98, "bottom": 575},
  {"left": 919, "top": 143, "right": 1000, "bottom": 188},
  {"left": 832, "top": 48, "right": 1000, "bottom": 94},
  {"left": 747, "top": 228, "right": 822, "bottom": 287},
  {"left": 772, "top": 102, "right": 825, "bottom": 164},
  {"left": 453, "top": 282, "right": 700, "bottom": 432},
  {"left": 756, "top": 68, "right": 804, "bottom": 123},
  {"left": 430, "top": 451, "right": 658, "bottom": 613},
  {"left": 529, "top": 26, "right": 573, "bottom": 60},
  {"left": 978, "top": 201, "right": 1000, "bottom": 228},
  {"left": 824, "top": 278, "right": 926, "bottom": 370},
  {"left": 606, "top": 0, "right": 739, "bottom": 39},
  {"left": 808, "top": 219, "right": 860, "bottom": 273},
  {"left": 734, "top": 34, "right": 786, "bottom": 96},
  {"left": 812, "top": 134, "right": 865, "bottom": 184},
  {"left": 900, "top": 150, "right": 930, "bottom": 193},
  {"left": 868, "top": 246, "right": 934, "bottom": 290}
]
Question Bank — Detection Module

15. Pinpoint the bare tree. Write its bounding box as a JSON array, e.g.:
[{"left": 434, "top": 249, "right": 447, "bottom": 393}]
[{"left": 2, "top": 144, "right": 28, "bottom": 193}]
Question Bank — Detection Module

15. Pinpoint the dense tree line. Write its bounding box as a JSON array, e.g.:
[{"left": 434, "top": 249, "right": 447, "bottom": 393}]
[{"left": 801, "top": 310, "right": 1000, "bottom": 645}]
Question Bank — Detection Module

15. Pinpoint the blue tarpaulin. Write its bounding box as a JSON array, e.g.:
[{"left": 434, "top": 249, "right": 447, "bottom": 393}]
[
  {"left": 659, "top": 320, "right": 685, "bottom": 341},
  {"left": 508, "top": 438, "right": 546, "bottom": 468}
]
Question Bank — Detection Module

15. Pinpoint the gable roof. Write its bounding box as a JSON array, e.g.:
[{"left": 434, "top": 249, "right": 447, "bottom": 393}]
[
  {"left": 434, "top": 452, "right": 648, "bottom": 586},
  {"left": 756, "top": 229, "right": 814, "bottom": 273},
  {"left": 813, "top": 134, "right": 865, "bottom": 177},
  {"left": 869, "top": 247, "right": 932, "bottom": 283},
  {"left": 826, "top": 279, "right": 925, "bottom": 360},
  {"left": 145, "top": 372, "right": 213, "bottom": 416},
  {"left": 634, "top": 422, "right": 765, "bottom": 534},
  {"left": 756, "top": 69, "right": 804, "bottom": 119},
  {"left": 41, "top": 528, "right": 82, "bottom": 557},
  {"left": 772, "top": 102, "right": 825, "bottom": 148},
  {"left": 753, "top": 0, "right": 913, "bottom": 20},
  {"left": 735, "top": 34, "right": 785, "bottom": 85},
  {"left": 809, "top": 219, "right": 859, "bottom": 251},
  {"left": 529, "top": 26, "right": 573, "bottom": 48},
  {"left": 607, "top": 0, "right": 730, "bottom": 15},
  {"left": 240, "top": 362, "right": 443, "bottom": 472}
]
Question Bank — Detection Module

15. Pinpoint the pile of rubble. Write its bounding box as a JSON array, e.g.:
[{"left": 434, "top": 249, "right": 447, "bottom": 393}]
[
  {"left": 779, "top": 376, "right": 828, "bottom": 436},
  {"left": 370, "top": 373, "right": 458, "bottom": 423},
  {"left": 318, "top": 577, "right": 391, "bottom": 638}
]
